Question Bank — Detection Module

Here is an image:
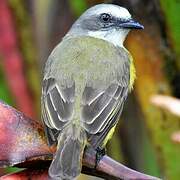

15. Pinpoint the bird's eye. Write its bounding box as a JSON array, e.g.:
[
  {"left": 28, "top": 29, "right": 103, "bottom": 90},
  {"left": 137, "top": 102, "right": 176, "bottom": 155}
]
[{"left": 100, "top": 13, "right": 111, "bottom": 23}]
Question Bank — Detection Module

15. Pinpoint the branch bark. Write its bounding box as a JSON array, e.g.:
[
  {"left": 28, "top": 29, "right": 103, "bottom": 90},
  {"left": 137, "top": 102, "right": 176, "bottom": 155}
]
[{"left": 0, "top": 100, "right": 161, "bottom": 179}]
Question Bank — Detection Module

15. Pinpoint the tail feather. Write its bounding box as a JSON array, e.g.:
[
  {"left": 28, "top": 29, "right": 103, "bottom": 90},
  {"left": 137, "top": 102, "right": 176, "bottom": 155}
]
[{"left": 48, "top": 125, "right": 86, "bottom": 180}]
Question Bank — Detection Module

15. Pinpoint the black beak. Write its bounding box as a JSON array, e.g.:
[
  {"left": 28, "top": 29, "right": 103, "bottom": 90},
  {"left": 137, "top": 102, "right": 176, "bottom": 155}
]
[{"left": 119, "top": 19, "right": 144, "bottom": 29}]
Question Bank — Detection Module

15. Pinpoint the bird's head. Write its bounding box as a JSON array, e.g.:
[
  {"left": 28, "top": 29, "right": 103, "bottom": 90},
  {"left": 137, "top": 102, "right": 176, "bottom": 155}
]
[{"left": 66, "top": 4, "right": 144, "bottom": 47}]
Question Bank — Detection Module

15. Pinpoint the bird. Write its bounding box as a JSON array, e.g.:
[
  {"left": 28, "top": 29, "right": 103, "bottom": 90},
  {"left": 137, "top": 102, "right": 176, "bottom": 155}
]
[{"left": 41, "top": 3, "right": 143, "bottom": 180}]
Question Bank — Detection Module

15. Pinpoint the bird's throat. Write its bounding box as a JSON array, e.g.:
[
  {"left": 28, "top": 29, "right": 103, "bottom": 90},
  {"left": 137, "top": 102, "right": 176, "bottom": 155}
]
[{"left": 88, "top": 29, "right": 129, "bottom": 47}]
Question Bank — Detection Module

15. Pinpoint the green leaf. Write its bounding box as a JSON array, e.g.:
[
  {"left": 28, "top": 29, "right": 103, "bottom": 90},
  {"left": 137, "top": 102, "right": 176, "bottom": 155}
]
[{"left": 69, "top": 0, "right": 87, "bottom": 16}]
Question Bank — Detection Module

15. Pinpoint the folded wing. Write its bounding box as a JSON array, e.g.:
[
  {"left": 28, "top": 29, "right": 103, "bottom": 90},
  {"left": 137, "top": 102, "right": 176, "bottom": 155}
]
[{"left": 41, "top": 77, "right": 75, "bottom": 145}]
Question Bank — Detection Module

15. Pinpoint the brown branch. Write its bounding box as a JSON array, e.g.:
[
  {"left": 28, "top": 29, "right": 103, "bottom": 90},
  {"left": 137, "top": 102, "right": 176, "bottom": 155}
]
[
  {"left": 0, "top": 100, "right": 161, "bottom": 179},
  {"left": 1, "top": 153, "right": 161, "bottom": 180},
  {"left": 83, "top": 147, "right": 161, "bottom": 180}
]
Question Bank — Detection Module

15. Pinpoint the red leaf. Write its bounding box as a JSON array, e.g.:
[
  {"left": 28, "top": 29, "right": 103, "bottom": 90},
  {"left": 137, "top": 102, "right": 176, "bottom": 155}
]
[
  {"left": 0, "top": 0, "right": 36, "bottom": 118},
  {"left": 1, "top": 169, "right": 48, "bottom": 180},
  {"left": 0, "top": 101, "right": 54, "bottom": 167}
]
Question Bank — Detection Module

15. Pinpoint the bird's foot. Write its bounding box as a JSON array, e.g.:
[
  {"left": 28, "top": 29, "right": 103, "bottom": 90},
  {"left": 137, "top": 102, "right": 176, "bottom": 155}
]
[{"left": 95, "top": 147, "right": 106, "bottom": 169}]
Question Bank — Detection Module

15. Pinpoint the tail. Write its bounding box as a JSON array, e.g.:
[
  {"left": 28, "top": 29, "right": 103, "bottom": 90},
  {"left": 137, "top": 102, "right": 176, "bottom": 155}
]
[{"left": 48, "top": 125, "right": 86, "bottom": 180}]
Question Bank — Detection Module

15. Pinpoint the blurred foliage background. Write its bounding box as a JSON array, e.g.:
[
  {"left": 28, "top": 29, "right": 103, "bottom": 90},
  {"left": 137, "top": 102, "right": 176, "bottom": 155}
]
[{"left": 0, "top": 0, "right": 180, "bottom": 179}]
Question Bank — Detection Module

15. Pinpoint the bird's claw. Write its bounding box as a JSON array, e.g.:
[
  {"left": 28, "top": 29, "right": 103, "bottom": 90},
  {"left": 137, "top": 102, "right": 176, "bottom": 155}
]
[{"left": 95, "top": 147, "right": 106, "bottom": 169}]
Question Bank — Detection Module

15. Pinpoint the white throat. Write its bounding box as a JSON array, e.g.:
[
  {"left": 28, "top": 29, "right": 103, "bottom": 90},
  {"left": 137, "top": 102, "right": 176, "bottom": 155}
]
[{"left": 88, "top": 29, "right": 129, "bottom": 47}]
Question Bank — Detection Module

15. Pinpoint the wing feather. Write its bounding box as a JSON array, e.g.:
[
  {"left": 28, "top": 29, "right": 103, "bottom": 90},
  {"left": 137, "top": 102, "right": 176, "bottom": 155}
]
[
  {"left": 84, "top": 97, "right": 116, "bottom": 134},
  {"left": 42, "top": 78, "right": 74, "bottom": 131},
  {"left": 46, "top": 94, "right": 67, "bottom": 129},
  {"left": 82, "top": 93, "right": 112, "bottom": 124},
  {"left": 82, "top": 86, "right": 104, "bottom": 105},
  {"left": 82, "top": 72, "right": 129, "bottom": 147},
  {"left": 88, "top": 98, "right": 125, "bottom": 148},
  {"left": 82, "top": 84, "right": 119, "bottom": 124},
  {"left": 87, "top": 87, "right": 128, "bottom": 148},
  {"left": 50, "top": 86, "right": 73, "bottom": 121}
]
